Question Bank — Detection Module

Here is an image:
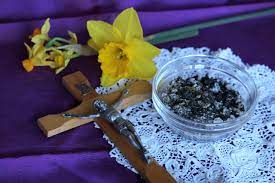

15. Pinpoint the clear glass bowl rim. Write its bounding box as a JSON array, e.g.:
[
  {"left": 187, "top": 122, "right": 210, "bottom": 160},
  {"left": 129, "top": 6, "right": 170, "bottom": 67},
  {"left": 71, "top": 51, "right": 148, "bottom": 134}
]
[{"left": 152, "top": 54, "right": 258, "bottom": 128}]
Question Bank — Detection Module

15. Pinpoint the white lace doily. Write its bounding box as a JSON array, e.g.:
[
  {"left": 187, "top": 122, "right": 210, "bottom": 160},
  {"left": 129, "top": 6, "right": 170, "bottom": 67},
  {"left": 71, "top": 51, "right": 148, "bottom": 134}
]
[{"left": 95, "top": 47, "right": 275, "bottom": 183}]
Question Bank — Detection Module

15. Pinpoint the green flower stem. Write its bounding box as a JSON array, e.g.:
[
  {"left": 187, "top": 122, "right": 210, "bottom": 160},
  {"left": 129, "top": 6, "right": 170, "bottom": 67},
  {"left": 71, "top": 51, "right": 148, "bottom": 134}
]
[
  {"left": 146, "top": 30, "right": 199, "bottom": 45},
  {"left": 71, "top": 53, "right": 80, "bottom": 59},
  {"left": 45, "top": 37, "right": 71, "bottom": 48},
  {"left": 145, "top": 8, "right": 275, "bottom": 45},
  {"left": 57, "top": 44, "right": 97, "bottom": 56},
  {"left": 52, "top": 41, "right": 62, "bottom": 47}
]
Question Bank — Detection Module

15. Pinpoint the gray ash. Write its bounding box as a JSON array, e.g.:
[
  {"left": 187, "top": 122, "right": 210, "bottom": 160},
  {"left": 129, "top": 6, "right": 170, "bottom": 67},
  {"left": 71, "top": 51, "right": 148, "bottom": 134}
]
[{"left": 161, "top": 75, "right": 245, "bottom": 123}]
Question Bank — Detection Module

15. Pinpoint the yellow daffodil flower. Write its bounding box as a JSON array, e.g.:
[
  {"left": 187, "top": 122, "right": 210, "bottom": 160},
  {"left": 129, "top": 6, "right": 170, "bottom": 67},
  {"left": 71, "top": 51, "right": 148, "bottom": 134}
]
[
  {"left": 22, "top": 18, "right": 80, "bottom": 73},
  {"left": 22, "top": 42, "right": 77, "bottom": 73},
  {"left": 22, "top": 18, "right": 54, "bottom": 72},
  {"left": 87, "top": 7, "right": 160, "bottom": 86}
]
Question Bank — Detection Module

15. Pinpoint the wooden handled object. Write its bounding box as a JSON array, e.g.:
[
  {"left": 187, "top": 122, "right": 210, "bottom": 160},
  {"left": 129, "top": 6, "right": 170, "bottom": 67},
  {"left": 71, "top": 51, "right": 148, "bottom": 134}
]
[{"left": 38, "top": 71, "right": 152, "bottom": 137}]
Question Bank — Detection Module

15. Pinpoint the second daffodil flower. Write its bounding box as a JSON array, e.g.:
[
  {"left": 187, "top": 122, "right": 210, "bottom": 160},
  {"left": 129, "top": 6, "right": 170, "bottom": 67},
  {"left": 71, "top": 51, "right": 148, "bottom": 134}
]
[
  {"left": 87, "top": 7, "right": 160, "bottom": 86},
  {"left": 22, "top": 18, "right": 85, "bottom": 74}
]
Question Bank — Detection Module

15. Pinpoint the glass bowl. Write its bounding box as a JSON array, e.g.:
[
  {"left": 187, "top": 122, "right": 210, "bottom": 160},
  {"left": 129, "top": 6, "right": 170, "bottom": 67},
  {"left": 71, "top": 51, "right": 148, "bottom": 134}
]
[{"left": 152, "top": 55, "right": 258, "bottom": 141}]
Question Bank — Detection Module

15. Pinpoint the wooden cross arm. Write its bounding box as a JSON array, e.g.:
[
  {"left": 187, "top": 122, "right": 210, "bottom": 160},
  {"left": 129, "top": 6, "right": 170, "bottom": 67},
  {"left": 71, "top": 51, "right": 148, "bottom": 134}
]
[
  {"left": 38, "top": 71, "right": 152, "bottom": 137},
  {"left": 38, "top": 91, "right": 121, "bottom": 137}
]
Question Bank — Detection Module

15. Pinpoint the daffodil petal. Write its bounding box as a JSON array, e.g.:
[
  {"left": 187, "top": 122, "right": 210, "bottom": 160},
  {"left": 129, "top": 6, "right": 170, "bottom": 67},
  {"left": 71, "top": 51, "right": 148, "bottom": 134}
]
[
  {"left": 24, "top": 43, "right": 32, "bottom": 58},
  {"left": 32, "top": 58, "right": 55, "bottom": 68},
  {"left": 31, "top": 34, "right": 49, "bottom": 44},
  {"left": 31, "top": 52, "right": 53, "bottom": 67},
  {"left": 30, "top": 46, "right": 55, "bottom": 67},
  {"left": 100, "top": 73, "right": 122, "bottom": 87},
  {"left": 113, "top": 7, "right": 143, "bottom": 43},
  {"left": 86, "top": 20, "right": 121, "bottom": 49},
  {"left": 55, "top": 67, "right": 65, "bottom": 74},
  {"left": 32, "top": 44, "right": 44, "bottom": 56},
  {"left": 68, "top": 31, "right": 78, "bottom": 44},
  {"left": 125, "top": 39, "right": 160, "bottom": 79},
  {"left": 41, "top": 18, "right": 50, "bottom": 34},
  {"left": 55, "top": 50, "right": 75, "bottom": 74},
  {"left": 87, "top": 39, "right": 100, "bottom": 51}
]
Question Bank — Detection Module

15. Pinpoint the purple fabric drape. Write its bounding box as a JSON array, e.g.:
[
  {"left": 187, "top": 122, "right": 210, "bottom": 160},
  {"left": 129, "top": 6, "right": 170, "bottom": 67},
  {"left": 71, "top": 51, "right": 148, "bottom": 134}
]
[{"left": 0, "top": 1, "right": 274, "bottom": 182}]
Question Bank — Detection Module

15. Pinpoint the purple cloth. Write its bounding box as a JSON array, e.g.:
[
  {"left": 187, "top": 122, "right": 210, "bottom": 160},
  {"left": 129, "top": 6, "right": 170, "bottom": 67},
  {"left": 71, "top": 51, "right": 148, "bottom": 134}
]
[{"left": 0, "top": 1, "right": 275, "bottom": 182}]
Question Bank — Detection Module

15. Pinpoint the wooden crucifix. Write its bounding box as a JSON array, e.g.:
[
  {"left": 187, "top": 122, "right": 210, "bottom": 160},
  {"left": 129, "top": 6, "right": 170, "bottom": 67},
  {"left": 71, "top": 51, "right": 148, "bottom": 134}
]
[
  {"left": 37, "top": 71, "right": 176, "bottom": 183},
  {"left": 38, "top": 71, "right": 153, "bottom": 137}
]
